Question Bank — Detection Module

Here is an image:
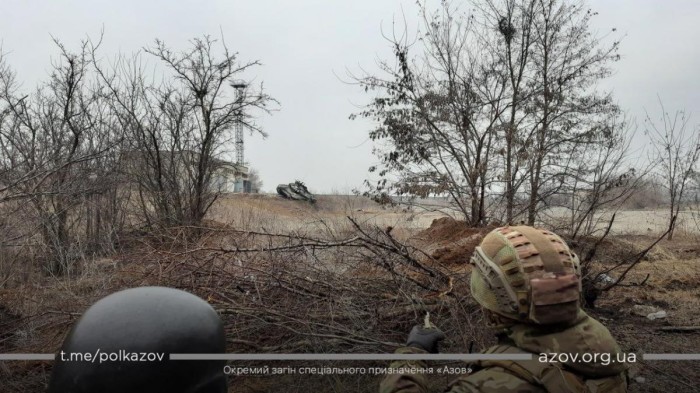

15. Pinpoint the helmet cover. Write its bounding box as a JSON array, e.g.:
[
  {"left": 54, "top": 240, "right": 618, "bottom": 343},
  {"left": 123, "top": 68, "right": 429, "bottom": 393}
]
[{"left": 470, "top": 226, "right": 581, "bottom": 325}]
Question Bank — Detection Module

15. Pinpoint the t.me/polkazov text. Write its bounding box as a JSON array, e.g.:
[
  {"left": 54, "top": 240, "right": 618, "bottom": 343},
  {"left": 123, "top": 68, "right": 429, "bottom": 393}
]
[{"left": 59, "top": 349, "right": 165, "bottom": 363}]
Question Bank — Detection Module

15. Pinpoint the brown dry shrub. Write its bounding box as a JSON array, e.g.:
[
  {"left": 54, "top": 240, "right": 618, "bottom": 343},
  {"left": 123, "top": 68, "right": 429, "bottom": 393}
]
[{"left": 0, "top": 218, "right": 492, "bottom": 392}]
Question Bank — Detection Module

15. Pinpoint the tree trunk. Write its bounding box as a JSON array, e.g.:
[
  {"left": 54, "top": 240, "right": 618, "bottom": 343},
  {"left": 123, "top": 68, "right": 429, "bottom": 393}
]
[{"left": 506, "top": 122, "right": 514, "bottom": 224}]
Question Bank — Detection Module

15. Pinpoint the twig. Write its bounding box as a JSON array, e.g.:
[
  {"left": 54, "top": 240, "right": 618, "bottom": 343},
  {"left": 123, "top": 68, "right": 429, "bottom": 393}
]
[
  {"left": 601, "top": 215, "right": 676, "bottom": 292},
  {"left": 658, "top": 326, "right": 700, "bottom": 333},
  {"left": 583, "top": 212, "right": 616, "bottom": 264},
  {"left": 643, "top": 362, "right": 696, "bottom": 390}
]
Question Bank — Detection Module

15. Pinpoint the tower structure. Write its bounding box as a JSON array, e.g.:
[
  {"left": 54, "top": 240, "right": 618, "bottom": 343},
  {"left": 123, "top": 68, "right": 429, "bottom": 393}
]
[{"left": 232, "top": 82, "right": 247, "bottom": 166}]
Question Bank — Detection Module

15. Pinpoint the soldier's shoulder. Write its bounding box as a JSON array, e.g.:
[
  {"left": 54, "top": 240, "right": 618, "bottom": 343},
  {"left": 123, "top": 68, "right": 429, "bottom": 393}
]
[{"left": 446, "top": 366, "right": 546, "bottom": 393}]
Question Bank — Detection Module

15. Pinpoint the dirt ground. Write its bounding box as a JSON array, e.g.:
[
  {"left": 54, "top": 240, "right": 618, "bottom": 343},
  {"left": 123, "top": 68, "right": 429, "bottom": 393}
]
[
  {"left": 419, "top": 216, "right": 700, "bottom": 391},
  {"left": 1, "top": 194, "right": 699, "bottom": 392},
  {"left": 584, "top": 235, "right": 700, "bottom": 390}
]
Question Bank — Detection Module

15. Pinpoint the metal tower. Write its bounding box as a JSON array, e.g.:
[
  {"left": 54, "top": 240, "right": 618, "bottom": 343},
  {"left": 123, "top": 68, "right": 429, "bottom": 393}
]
[{"left": 232, "top": 82, "right": 247, "bottom": 166}]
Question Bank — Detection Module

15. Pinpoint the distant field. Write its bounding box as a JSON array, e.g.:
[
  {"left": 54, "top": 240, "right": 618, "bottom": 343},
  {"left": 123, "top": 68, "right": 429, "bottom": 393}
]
[
  {"left": 207, "top": 193, "right": 449, "bottom": 234},
  {"left": 208, "top": 193, "right": 700, "bottom": 236},
  {"left": 543, "top": 207, "right": 700, "bottom": 236}
]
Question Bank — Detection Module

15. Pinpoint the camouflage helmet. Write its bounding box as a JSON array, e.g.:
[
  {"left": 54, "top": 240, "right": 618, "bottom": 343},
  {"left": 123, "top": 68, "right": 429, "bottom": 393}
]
[{"left": 470, "top": 226, "right": 581, "bottom": 325}]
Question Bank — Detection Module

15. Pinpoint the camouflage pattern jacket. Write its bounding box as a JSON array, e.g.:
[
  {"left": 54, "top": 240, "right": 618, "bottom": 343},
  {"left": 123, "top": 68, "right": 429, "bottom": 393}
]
[{"left": 380, "top": 312, "right": 628, "bottom": 393}]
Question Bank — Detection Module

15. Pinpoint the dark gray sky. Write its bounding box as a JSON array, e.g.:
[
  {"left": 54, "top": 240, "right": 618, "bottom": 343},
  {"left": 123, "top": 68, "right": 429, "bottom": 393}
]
[{"left": 2, "top": 1, "right": 698, "bottom": 192}]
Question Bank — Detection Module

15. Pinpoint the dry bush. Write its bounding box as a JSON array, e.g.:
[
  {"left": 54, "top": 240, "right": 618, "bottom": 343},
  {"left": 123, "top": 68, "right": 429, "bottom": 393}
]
[
  {"left": 137, "top": 218, "right": 492, "bottom": 391},
  {"left": 0, "top": 202, "right": 44, "bottom": 288},
  {"left": 161, "top": 219, "right": 489, "bottom": 349},
  {"left": 2, "top": 215, "right": 490, "bottom": 392}
]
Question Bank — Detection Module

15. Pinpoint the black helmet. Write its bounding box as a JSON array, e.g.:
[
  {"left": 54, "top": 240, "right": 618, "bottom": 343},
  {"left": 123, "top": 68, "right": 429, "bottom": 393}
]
[{"left": 48, "top": 286, "right": 227, "bottom": 393}]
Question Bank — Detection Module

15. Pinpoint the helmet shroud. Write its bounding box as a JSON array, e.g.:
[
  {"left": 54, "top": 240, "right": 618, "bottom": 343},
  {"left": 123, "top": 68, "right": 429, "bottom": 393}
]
[{"left": 470, "top": 226, "right": 581, "bottom": 325}]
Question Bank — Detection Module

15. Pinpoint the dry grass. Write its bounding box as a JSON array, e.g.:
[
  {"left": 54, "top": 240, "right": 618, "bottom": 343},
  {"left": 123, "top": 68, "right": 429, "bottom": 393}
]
[
  {"left": 208, "top": 194, "right": 449, "bottom": 235},
  {"left": 1, "top": 195, "right": 700, "bottom": 392}
]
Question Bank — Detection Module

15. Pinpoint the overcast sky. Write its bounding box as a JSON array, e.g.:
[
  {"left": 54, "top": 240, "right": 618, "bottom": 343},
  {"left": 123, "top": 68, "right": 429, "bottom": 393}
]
[{"left": 2, "top": 0, "right": 699, "bottom": 193}]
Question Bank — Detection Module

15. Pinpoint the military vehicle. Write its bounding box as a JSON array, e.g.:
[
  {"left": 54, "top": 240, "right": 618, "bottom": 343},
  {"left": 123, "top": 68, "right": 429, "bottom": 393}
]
[{"left": 276, "top": 180, "right": 315, "bottom": 203}]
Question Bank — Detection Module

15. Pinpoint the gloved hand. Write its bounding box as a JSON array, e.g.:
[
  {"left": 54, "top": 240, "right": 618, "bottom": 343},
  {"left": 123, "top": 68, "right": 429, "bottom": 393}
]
[{"left": 406, "top": 325, "right": 445, "bottom": 353}]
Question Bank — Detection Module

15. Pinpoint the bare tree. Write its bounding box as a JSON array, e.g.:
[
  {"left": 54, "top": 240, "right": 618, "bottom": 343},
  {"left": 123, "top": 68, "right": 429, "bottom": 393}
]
[
  {"left": 0, "top": 33, "right": 276, "bottom": 274},
  {"left": 0, "top": 39, "right": 120, "bottom": 274},
  {"left": 478, "top": 0, "right": 538, "bottom": 224},
  {"left": 248, "top": 168, "right": 264, "bottom": 193},
  {"left": 551, "top": 114, "right": 647, "bottom": 239},
  {"left": 93, "top": 35, "right": 276, "bottom": 227},
  {"left": 353, "top": 0, "right": 622, "bottom": 227},
  {"left": 645, "top": 98, "right": 700, "bottom": 240},
  {"left": 522, "top": 0, "right": 621, "bottom": 225},
  {"left": 351, "top": 2, "right": 509, "bottom": 226}
]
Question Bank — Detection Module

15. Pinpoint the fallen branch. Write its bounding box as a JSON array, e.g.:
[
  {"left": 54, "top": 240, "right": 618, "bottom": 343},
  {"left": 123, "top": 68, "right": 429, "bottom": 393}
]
[
  {"left": 347, "top": 216, "right": 451, "bottom": 286},
  {"left": 658, "top": 326, "right": 700, "bottom": 333},
  {"left": 601, "top": 215, "right": 676, "bottom": 292}
]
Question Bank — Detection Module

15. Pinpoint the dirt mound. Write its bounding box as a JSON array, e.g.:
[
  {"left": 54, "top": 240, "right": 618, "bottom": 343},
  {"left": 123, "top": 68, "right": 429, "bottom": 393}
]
[
  {"left": 416, "top": 217, "right": 487, "bottom": 265},
  {"left": 420, "top": 217, "right": 481, "bottom": 242}
]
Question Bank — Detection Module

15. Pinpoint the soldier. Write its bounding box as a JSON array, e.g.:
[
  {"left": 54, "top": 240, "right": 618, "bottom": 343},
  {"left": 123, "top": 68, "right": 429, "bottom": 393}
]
[
  {"left": 380, "top": 226, "right": 628, "bottom": 393},
  {"left": 48, "top": 286, "right": 228, "bottom": 393}
]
